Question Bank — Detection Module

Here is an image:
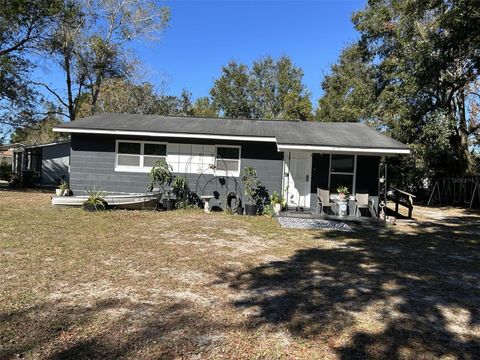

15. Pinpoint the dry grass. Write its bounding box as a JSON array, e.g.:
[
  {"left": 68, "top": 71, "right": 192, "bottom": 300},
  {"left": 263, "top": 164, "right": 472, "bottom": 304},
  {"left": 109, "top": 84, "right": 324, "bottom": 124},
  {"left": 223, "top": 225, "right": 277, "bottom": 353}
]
[{"left": 1, "top": 190, "right": 480, "bottom": 359}]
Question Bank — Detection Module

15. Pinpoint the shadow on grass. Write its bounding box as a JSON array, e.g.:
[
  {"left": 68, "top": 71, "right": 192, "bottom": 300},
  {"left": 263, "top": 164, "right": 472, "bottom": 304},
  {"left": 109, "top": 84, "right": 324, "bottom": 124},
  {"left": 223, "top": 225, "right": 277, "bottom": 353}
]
[
  {"left": 0, "top": 298, "right": 225, "bottom": 359},
  {"left": 217, "top": 212, "right": 480, "bottom": 359}
]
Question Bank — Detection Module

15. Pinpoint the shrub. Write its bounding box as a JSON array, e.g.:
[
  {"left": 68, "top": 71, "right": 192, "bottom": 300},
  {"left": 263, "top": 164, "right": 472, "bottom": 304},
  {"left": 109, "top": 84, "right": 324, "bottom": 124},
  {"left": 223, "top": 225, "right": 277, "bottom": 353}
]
[
  {"left": 0, "top": 161, "right": 11, "bottom": 180},
  {"left": 83, "top": 188, "right": 107, "bottom": 211}
]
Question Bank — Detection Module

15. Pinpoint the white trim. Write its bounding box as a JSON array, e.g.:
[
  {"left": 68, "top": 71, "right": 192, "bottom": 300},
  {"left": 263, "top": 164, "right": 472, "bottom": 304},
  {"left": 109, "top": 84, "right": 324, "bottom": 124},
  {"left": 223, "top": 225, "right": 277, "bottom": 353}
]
[
  {"left": 214, "top": 144, "right": 241, "bottom": 177},
  {"left": 277, "top": 144, "right": 410, "bottom": 155},
  {"left": 52, "top": 127, "right": 277, "bottom": 142}
]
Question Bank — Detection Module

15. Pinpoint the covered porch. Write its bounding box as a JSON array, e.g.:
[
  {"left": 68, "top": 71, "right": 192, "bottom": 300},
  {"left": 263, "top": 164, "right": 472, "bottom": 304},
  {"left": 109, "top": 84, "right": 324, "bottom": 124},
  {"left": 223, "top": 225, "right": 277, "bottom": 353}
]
[{"left": 279, "top": 147, "right": 402, "bottom": 220}]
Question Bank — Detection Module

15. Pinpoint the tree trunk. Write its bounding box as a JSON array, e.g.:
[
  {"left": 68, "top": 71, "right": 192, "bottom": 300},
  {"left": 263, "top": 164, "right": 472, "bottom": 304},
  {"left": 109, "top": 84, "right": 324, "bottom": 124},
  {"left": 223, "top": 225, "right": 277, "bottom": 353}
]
[
  {"left": 450, "top": 130, "right": 475, "bottom": 176},
  {"left": 64, "top": 53, "right": 75, "bottom": 121}
]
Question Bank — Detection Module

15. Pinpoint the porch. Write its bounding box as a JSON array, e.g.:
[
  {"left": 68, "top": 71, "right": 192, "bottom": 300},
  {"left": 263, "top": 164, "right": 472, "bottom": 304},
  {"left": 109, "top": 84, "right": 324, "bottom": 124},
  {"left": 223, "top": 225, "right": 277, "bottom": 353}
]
[{"left": 282, "top": 151, "right": 385, "bottom": 218}]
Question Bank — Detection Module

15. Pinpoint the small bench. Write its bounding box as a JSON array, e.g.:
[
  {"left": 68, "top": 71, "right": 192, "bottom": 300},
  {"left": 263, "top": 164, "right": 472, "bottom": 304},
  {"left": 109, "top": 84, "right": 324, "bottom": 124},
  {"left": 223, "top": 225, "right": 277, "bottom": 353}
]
[
  {"left": 200, "top": 195, "right": 214, "bottom": 213},
  {"left": 387, "top": 188, "right": 416, "bottom": 219}
]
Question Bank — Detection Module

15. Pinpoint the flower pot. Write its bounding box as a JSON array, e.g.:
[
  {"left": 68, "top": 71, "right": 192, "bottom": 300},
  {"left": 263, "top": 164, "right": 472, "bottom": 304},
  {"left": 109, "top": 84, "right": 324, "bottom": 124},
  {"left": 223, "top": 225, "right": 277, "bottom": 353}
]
[
  {"left": 62, "top": 189, "right": 70, "bottom": 196},
  {"left": 273, "top": 203, "right": 282, "bottom": 215},
  {"left": 236, "top": 206, "right": 244, "bottom": 215},
  {"left": 338, "top": 193, "right": 346, "bottom": 200},
  {"left": 56, "top": 189, "right": 64, "bottom": 196},
  {"left": 245, "top": 204, "right": 257, "bottom": 216},
  {"left": 163, "top": 199, "right": 176, "bottom": 211}
]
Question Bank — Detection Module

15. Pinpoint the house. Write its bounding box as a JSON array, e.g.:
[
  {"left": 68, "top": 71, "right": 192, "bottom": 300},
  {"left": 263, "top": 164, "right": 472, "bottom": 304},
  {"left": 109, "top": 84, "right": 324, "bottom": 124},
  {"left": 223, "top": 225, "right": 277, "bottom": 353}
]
[
  {"left": 8, "top": 141, "right": 71, "bottom": 186},
  {"left": 52, "top": 113, "right": 409, "bottom": 213},
  {"left": 0, "top": 149, "right": 13, "bottom": 165}
]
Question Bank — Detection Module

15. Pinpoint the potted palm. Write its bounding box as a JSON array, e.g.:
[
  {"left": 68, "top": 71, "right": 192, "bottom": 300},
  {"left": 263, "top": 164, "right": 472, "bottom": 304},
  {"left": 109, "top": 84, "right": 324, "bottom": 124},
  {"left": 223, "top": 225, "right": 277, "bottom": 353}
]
[
  {"left": 336, "top": 185, "right": 349, "bottom": 200},
  {"left": 270, "top": 191, "right": 284, "bottom": 215},
  {"left": 56, "top": 179, "right": 68, "bottom": 196},
  {"left": 148, "top": 160, "right": 174, "bottom": 210},
  {"left": 59, "top": 181, "right": 70, "bottom": 196},
  {"left": 83, "top": 188, "right": 108, "bottom": 212},
  {"left": 241, "top": 166, "right": 259, "bottom": 216}
]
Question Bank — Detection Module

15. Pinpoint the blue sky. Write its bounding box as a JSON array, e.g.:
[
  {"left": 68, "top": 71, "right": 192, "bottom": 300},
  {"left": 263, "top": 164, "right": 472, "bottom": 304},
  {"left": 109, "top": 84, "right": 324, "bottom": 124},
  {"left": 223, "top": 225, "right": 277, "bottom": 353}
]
[{"left": 36, "top": 0, "right": 366, "bottom": 106}]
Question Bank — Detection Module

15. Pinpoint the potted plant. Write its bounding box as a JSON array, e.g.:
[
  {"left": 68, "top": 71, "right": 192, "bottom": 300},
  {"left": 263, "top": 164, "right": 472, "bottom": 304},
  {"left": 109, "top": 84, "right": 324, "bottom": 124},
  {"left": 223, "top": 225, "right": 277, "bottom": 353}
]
[
  {"left": 241, "top": 166, "right": 259, "bottom": 216},
  {"left": 59, "top": 180, "right": 70, "bottom": 196},
  {"left": 83, "top": 188, "right": 108, "bottom": 212},
  {"left": 148, "top": 160, "right": 174, "bottom": 210},
  {"left": 55, "top": 179, "right": 68, "bottom": 196},
  {"left": 270, "top": 191, "right": 284, "bottom": 215},
  {"left": 336, "top": 185, "right": 349, "bottom": 200}
]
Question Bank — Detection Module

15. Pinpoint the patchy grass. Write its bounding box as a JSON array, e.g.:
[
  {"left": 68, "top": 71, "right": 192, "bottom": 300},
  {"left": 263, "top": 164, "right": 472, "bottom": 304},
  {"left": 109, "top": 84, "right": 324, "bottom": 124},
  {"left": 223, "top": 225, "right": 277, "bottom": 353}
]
[{"left": 1, "top": 190, "right": 480, "bottom": 359}]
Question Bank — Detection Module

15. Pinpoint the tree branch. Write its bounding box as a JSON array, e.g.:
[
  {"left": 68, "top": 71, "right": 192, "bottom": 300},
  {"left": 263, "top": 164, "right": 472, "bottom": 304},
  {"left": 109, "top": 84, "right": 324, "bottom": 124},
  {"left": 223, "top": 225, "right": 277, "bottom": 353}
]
[{"left": 31, "top": 82, "right": 69, "bottom": 108}]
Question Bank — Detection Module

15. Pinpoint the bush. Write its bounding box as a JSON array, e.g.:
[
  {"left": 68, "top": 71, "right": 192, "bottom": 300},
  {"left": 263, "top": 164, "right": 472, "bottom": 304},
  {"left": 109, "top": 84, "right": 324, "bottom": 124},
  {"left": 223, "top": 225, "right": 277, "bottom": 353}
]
[
  {"left": 83, "top": 188, "right": 108, "bottom": 211},
  {"left": 0, "top": 161, "right": 11, "bottom": 181},
  {"left": 172, "top": 176, "right": 200, "bottom": 209}
]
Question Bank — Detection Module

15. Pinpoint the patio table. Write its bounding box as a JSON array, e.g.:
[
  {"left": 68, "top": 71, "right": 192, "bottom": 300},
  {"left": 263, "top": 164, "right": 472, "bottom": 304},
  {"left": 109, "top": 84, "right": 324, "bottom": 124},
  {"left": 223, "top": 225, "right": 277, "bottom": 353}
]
[{"left": 330, "top": 194, "right": 355, "bottom": 217}]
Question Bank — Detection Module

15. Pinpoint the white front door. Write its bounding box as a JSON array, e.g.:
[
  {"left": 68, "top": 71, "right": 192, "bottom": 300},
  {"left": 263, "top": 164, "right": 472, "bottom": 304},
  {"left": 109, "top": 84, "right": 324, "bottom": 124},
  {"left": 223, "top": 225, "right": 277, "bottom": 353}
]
[{"left": 284, "top": 152, "right": 312, "bottom": 209}]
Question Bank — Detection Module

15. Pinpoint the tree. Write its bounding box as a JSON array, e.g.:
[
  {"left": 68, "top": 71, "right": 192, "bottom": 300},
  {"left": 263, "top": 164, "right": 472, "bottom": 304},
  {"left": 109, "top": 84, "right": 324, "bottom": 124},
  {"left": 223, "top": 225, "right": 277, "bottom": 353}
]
[
  {"left": 319, "top": 0, "right": 480, "bottom": 177},
  {"left": 10, "top": 112, "right": 64, "bottom": 145},
  {"left": 0, "top": 0, "right": 63, "bottom": 140},
  {"left": 249, "top": 56, "right": 312, "bottom": 120},
  {"left": 354, "top": 0, "right": 480, "bottom": 175},
  {"left": 40, "top": 0, "right": 170, "bottom": 121},
  {"left": 192, "top": 97, "right": 218, "bottom": 118},
  {"left": 76, "top": 78, "right": 161, "bottom": 117},
  {"left": 316, "top": 44, "right": 377, "bottom": 124},
  {"left": 210, "top": 56, "right": 313, "bottom": 120},
  {"left": 210, "top": 61, "right": 252, "bottom": 118}
]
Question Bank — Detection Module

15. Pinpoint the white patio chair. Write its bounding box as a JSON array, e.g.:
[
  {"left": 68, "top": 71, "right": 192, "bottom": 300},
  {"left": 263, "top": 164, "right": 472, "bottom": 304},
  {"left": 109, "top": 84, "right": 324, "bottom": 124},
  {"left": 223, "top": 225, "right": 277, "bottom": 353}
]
[
  {"left": 317, "top": 188, "right": 335, "bottom": 215},
  {"left": 354, "top": 192, "right": 373, "bottom": 217}
]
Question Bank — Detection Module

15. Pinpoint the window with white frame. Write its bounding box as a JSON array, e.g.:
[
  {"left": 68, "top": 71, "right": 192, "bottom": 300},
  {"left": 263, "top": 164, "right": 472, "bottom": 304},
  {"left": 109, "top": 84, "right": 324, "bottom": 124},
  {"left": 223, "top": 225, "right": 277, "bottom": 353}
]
[
  {"left": 116, "top": 141, "right": 166, "bottom": 171},
  {"left": 115, "top": 140, "right": 241, "bottom": 175},
  {"left": 329, "top": 154, "right": 356, "bottom": 194},
  {"left": 167, "top": 143, "right": 215, "bottom": 174},
  {"left": 215, "top": 146, "right": 241, "bottom": 175}
]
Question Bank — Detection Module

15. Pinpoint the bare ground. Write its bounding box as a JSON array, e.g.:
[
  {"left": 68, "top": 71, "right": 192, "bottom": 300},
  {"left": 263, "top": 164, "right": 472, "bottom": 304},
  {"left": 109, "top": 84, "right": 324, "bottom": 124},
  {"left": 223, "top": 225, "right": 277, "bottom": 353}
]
[{"left": 1, "top": 190, "right": 479, "bottom": 359}]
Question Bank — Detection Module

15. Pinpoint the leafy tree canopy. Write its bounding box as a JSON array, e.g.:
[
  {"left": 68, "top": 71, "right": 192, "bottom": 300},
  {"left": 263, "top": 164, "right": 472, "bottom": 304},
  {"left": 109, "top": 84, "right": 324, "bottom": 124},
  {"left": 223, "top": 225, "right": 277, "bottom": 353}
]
[
  {"left": 210, "top": 56, "right": 313, "bottom": 120},
  {"left": 0, "top": 0, "right": 63, "bottom": 141},
  {"left": 318, "top": 0, "right": 480, "bottom": 180}
]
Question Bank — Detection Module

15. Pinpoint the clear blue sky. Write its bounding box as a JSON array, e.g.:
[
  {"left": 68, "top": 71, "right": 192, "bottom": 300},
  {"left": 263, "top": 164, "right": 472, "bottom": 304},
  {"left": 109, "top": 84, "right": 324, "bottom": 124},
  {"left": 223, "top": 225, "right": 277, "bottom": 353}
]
[{"left": 36, "top": 0, "right": 366, "bottom": 106}]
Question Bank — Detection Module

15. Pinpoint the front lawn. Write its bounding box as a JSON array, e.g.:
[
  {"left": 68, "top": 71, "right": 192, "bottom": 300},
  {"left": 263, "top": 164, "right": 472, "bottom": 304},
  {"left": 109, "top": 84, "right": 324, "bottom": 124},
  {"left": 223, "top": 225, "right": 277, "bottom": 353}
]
[{"left": 1, "top": 190, "right": 479, "bottom": 359}]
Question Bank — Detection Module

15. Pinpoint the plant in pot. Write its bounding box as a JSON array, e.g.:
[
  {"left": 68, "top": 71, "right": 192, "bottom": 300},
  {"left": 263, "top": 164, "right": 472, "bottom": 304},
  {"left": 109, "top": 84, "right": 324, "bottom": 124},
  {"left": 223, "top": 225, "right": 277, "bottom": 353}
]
[
  {"left": 55, "top": 179, "right": 68, "bottom": 196},
  {"left": 148, "top": 160, "right": 174, "bottom": 210},
  {"left": 59, "top": 180, "right": 70, "bottom": 196},
  {"left": 83, "top": 188, "right": 107, "bottom": 212},
  {"left": 172, "top": 176, "right": 200, "bottom": 209},
  {"left": 336, "top": 185, "right": 349, "bottom": 200},
  {"left": 241, "top": 166, "right": 259, "bottom": 216},
  {"left": 270, "top": 191, "right": 284, "bottom": 215}
]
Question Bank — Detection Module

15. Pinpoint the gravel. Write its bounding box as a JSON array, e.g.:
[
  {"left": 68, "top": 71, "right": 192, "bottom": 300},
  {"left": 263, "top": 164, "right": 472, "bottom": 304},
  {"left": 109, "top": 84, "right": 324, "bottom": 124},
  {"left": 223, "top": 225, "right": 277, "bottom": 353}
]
[{"left": 276, "top": 216, "right": 352, "bottom": 231}]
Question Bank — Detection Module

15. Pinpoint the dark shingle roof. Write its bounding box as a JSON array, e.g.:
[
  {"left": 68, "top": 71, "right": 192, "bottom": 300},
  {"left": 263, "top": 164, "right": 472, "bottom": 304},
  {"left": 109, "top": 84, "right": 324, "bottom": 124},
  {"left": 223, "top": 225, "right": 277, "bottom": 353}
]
[{"left": 54, "top": 113, "right": 409, "bottom": 151}]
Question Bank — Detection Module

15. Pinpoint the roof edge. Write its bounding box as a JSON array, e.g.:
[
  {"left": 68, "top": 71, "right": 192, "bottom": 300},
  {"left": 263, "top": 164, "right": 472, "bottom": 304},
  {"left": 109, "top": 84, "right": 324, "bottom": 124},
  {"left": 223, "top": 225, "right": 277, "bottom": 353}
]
[
  {"left": 276, "top": 143, "right": 410, "bottom": 155},
  {"left": 52, "top": 127, "right": 277, "bottom": 142}
]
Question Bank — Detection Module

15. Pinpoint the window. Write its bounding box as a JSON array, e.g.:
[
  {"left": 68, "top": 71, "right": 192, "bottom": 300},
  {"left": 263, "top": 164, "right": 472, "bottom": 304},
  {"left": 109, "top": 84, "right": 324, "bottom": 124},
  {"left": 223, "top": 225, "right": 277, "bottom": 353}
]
[
  {"left": 215, "top": 146, "right": 241, "bottom": 175},
  {"left": 167, "top": 144, "right": 215, "bottom": 174},
  {"left": 329, "top": 154, "right": 356, "bottom": 194},
  {"left": 115, "top": 140, "right": 241, "bottom": 175},
  {"left": 116, "top": 141, "right": 166, "bottom": 171}
]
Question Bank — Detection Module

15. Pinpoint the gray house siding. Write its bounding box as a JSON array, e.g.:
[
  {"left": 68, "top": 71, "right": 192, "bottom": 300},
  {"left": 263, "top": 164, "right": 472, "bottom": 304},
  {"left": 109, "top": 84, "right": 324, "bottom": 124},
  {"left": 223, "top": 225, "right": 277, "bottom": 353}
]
[
  {"left": 70, "top": 134, "right": 283, "bottom": 209},
  {"left": 40, "top": 142, "right": 70, "bottom": 185}
]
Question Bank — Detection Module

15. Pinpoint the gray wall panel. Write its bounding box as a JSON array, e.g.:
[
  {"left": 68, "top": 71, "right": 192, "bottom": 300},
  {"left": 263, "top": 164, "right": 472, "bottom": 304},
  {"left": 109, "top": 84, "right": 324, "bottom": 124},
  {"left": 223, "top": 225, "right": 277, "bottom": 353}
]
[
  {"left": 41, "top": 142, "right": 70, "bottom": 185},
  {"left": 70, "top": 134, "right": 283, "bottom": 209}
]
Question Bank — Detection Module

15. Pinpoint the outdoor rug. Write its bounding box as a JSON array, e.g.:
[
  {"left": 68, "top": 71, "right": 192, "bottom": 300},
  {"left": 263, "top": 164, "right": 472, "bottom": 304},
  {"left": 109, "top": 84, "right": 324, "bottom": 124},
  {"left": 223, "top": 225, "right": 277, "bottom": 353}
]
[{"left": 276, "top": 216, "right": 352, "bottom": 231}]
